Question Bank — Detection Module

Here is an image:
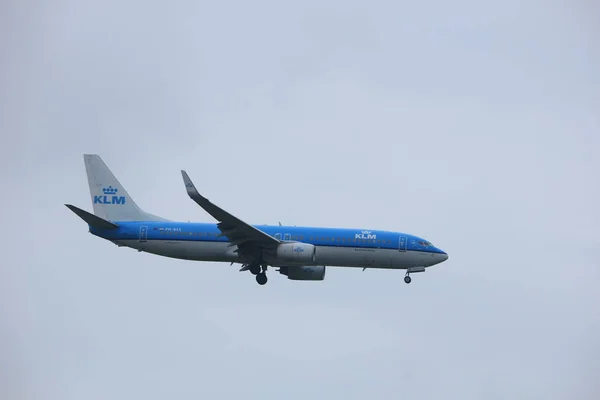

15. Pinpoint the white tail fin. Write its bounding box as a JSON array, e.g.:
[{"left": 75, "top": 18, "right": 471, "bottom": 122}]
[{"left": 84, "top": 154, "right": 168, "bottom": 222}]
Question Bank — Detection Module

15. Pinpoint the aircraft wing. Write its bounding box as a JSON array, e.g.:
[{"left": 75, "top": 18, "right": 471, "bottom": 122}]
[{"left": 181, "top": 171, "right": 281, "bottom": 260}]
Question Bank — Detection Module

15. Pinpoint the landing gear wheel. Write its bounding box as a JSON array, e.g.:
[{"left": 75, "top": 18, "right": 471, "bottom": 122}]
[
  {"left": 404, "top": 275, "right": 412, "bottom": 284},
  {"left": 256, "top": 273, "right": 268, "bottom": 285},
  {"left": 249, "top": 263, "right": 261, "bottom": 275}
]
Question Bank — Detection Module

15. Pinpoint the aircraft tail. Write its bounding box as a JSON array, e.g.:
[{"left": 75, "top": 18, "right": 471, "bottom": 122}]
[{"left": 83, "top": 154, "right": 168, "bottom": 222}]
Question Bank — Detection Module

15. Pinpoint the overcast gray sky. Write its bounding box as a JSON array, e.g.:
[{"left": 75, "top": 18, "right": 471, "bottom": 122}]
[{"left": 1, "top": 0, "right": 599, "bottom": 399}]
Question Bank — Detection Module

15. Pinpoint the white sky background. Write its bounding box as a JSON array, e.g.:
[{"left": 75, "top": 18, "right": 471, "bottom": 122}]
[{"left": 1, "top": 0, "right": 599, "bottom": 398}]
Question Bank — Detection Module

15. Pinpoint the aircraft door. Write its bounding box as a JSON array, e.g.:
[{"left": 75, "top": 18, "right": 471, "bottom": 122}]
[
  {"left": 139, "top": 225, "right": 148, "bottom": 242},
  {"left": 284, "top": 233, "right": 291, "bottom": 241},
  {"left": 398, "top": 236, "right": 407, "bottom": 252}
]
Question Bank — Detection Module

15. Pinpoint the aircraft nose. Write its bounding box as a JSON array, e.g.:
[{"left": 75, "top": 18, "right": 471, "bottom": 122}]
[{"left": 438, "top": 250, "right": 448, "bottom": 263}]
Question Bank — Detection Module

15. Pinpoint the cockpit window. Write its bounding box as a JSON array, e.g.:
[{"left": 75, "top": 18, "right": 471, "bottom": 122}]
[{"left": 419, "top": 241, "right": 433, "bottom": 246}]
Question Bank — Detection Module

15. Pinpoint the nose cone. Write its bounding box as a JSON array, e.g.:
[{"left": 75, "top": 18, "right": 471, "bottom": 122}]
[{"left": 434, "top": 249, "right": 448, "bottom": 265}]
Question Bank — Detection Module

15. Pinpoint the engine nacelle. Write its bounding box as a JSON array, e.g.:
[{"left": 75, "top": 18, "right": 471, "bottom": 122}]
[
  {"left": 279, "top": 266, "right": 326, "bottom": 281},
  {"left": 276, "top": 242, "right": 316, "bottom": 264}
]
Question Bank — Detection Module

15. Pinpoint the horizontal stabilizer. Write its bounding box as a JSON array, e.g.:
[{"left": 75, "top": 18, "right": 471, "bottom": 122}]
[{"left": 65, "top": 204, "right": 119, "bottom": 229}]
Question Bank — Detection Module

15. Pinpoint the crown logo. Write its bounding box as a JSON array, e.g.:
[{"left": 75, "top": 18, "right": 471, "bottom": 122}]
[{"left": 102, "top": 186, "right": 118, "bottom": 195}]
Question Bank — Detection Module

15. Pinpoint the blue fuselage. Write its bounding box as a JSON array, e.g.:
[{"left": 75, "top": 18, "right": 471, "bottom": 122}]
[{"left": 90, "top": 221, "right": 448, "bottom": 270}]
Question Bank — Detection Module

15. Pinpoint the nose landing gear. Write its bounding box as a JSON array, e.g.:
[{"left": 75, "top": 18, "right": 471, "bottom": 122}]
[{"left": 404, "top": 266, "right": 425, "bottom": 284}]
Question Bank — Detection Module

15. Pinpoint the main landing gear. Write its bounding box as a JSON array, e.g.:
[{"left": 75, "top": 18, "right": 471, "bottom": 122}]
[
  {"left": 256, "top": 272, "right": 268, "bottom": 285},
  {"left": 245, "top": 262, "right": 268, "bottom": 285},
  {"left": 249, "top": 263, "right": 261, "bottom": 275},
  {"left": 404, "top": 271, "right": 412, "bottom": 284}
]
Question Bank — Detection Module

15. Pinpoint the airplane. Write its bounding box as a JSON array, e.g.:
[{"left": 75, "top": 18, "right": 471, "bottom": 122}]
[{"left": 66, "top": 154, "right": 449, "bottom": 285}]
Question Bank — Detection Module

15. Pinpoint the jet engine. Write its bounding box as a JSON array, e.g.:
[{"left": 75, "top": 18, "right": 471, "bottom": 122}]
[
  {"left": 278, "top": 266, "right": 326, "bottom": 281},
  {"left": 276, "top": 242, "right": 316, "bottom": 264}
]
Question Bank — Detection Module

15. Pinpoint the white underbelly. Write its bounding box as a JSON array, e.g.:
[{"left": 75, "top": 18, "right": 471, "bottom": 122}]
[
  {"left": 116, "top": 240, "right": 431, "bottom": 270},
  {"left": 314, "top": 246, "right": 427, "bottom": 269},
  {"left": 118, "top": 239, "right": 235, "bottom": 262}
]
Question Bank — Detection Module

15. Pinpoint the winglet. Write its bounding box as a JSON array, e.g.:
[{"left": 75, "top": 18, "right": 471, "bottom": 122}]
[
  {"left": 179, "top": 170, "right": 281, "bottom": 247},
  {"left": 65, "top": 204, "right": 119, "bottom": 229},
  {"left": 181, "top": 170, "right": 199, "bottom": 197},
  {"left": 180, "top": 170, "right": 218, "bottom": 214}
]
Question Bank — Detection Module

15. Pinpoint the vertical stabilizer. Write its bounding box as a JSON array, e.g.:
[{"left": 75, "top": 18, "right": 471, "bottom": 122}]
[{"left": 83, "top": 154, "right": 167, "bottom": 222}]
